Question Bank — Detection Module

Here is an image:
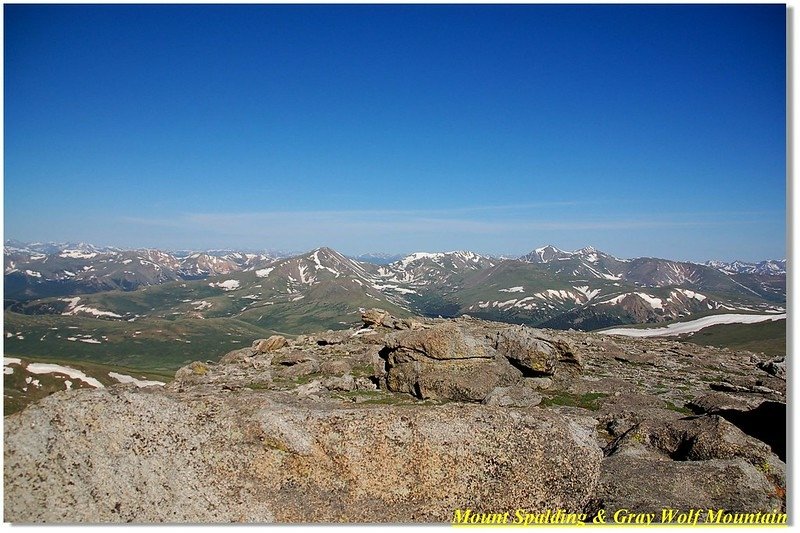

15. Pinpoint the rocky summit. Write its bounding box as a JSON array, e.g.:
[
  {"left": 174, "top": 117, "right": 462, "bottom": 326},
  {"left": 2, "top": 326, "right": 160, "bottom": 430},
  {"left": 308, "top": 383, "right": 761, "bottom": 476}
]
[{"left": 3, "top": 310, "right": 786, "bottom": 523}]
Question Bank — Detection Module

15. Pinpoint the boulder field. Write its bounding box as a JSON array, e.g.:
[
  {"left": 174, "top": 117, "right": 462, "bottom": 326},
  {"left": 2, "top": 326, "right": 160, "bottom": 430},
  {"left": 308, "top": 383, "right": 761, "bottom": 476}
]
[{"left": 4, "top": 310, "right": 786, "bottom": 523}]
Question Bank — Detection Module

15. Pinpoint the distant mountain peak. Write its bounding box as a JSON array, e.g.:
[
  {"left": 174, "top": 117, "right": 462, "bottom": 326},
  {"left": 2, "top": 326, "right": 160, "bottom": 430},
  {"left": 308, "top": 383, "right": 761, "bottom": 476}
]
[
  {"left": 534, "top": 244, "right": 564, "bottom": 254},
  {"left": 523, "top": 245, "right": 572, "bottom": 263},
  {"left": 704, "top": 259, "right": 786, "bottom": 276}
]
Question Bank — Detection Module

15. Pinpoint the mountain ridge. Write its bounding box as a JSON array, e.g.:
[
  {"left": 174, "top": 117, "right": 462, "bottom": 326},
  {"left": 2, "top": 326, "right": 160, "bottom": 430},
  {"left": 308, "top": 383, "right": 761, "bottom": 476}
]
[{"left": 5, "top": 242, "right": 785, "bottom": 359}]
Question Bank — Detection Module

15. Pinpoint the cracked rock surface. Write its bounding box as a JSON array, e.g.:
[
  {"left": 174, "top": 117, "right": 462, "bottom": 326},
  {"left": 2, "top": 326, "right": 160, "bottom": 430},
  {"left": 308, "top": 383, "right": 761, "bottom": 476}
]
[{"left": 4, "top": 310, "right": 786, "bottom": 523}]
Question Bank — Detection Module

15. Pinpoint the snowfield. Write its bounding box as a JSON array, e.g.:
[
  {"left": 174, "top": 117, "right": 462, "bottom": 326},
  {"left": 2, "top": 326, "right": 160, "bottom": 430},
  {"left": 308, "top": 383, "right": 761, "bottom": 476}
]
[
  {"left": 599, "top": 313, "right": 786, "bottom": 338},
  {"left": 255, "top": 267, "right": 274, "bottom": 278},
  {"left": 209, "top": 280, "right": 240, "bottom": 291},
  {"left": 108, "top": 372, "right": 165, "bottom": 387},
  {"left": 60, "top": 297, "right": 123, "bottom": 319},
  {"left": 25, "top": 363, "right": 105, "bottom": 388}
]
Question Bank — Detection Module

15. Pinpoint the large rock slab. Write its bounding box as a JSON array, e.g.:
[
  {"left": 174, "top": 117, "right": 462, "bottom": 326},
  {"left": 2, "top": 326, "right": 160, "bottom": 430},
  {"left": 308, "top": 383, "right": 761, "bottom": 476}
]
[
  {"left": 379, "top": 322, "right": 524, "bottom": 401},
  {"left": 386, "top": 322, "right": 493, "bottom": 360},
  {"left": 384, "top": 354, "right": 522, "bottom": 402},
  {"left": 597, "top": 455, "right": 783, "bottom": 517},
  {"left": 597, "top": 415, "right": 786, "bottom": 517},
  {"left": 4, "top": 388, "right": 603, "bottom": 523},
  {"left": 494, "top": 326, "right": 582, "bottom": 376}
]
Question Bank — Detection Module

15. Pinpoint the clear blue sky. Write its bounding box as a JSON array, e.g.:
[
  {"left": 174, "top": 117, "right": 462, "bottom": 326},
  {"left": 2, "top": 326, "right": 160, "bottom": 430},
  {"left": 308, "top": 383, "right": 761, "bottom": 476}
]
[{"left": 4, "top": 4, "right": 786, "bottom": 261}]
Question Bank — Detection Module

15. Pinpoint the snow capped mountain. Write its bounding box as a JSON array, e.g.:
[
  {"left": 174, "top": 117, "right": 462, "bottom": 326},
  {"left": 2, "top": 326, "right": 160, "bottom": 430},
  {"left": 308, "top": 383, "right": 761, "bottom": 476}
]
[
  {"left": 264, "top": 247, "right": 374, "bottom": 285},
  {"left": 519, "top": 245, "right": 573, "bottom": 263},
  {"left": 519, "top": 245, "right": 624, "bottom": 264},
  {"left": 519, "top": 246, "right": 625, "bottom": 281},
  {"left": 4, "top": 241, "right": 282, "bottom": 300},
  {"left": 4, "top": 240, "right": 786, "bottom": 334},
  {"left": 705, "top": 259, "right": 786, "bottom": 276},
  {"left": 5, "top": 241, "right": 122, "bottom": 256},
  {"left": 384, "top": 251, "right": 496, "bottom": 286}
]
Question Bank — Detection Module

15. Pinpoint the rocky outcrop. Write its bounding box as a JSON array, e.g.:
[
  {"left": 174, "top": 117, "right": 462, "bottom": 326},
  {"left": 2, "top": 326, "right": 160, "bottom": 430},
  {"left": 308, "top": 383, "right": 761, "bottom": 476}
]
[
  {"left": 757, "top": 356, "right": 786, "bottom": 378},
  {"left": 596, "top": 413, "right": 786, "bottom": 518},
  {"left": 362, "top": 308, "right": 423, "bottom": 330},
  {"left": 598, "top": 455, "right": 782, "bottom": 516},
  {"left": 495, "top": 326, "right": 582, "bottom": 376},
  {"left": 3, "top": 310, "right": 787, "bottom": 523},
  {"left": 378, "top": 321, "right": 519, "bottom": 401},
  {"left": 4, "top": 389, "right": 601, "bottom": 523},
  {"left": 253, "top": 335, "right": 288, "bottom": 353},
  {"left": 376, "top": 317, "right": 584, "bottom": 403}
]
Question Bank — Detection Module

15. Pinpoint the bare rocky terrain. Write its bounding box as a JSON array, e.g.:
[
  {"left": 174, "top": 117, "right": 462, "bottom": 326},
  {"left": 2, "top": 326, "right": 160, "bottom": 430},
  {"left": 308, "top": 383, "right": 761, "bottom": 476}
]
[{"left": 4, "top": 309, "right": 786, "bottom": 523}]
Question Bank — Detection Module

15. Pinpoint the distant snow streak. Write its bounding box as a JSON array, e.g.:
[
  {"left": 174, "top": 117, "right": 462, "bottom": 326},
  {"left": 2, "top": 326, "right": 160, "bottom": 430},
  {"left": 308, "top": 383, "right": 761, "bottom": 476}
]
[
  {"left": 108, "top": 372, "right": 165, "bottom": 387},
  {"left": 599, "top": 313, "right": 786, "bottom": 338}
]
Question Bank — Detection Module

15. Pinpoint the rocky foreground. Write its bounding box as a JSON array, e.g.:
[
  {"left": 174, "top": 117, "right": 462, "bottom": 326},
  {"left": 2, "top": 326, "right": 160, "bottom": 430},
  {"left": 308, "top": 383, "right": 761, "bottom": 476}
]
[{"left": 4, "top": 310, "right": 786, "bottom": 523}]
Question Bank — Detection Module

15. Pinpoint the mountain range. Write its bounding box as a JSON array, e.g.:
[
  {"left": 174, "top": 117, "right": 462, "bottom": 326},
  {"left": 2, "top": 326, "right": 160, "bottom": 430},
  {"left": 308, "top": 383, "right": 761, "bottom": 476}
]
[
  {"left": 5, "top": 241, "right": 786, "bottom": 301},
  {"left": 3, "top": 237, "right": 787, "bottom": 392}
]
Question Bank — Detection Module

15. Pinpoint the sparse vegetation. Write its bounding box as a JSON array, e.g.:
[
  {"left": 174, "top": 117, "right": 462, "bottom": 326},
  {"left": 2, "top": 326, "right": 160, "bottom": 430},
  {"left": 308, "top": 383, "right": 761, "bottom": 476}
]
[
  {"left": 664, "top": 400, "right": 692, "bottom": 415},
  {"left": 540, "top": 391, "right": 608, "bottom": 410}
]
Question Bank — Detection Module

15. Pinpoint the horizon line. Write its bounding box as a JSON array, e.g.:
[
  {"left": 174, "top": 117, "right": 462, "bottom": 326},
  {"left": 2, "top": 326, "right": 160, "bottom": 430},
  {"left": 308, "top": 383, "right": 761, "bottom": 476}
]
[{"left": 3, "top": 238, "right": 787, "bottom": 264}]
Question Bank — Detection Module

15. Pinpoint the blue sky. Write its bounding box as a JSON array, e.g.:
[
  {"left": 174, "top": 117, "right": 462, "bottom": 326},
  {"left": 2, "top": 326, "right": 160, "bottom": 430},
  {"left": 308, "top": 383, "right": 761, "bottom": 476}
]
[{"left": 4, "top": 5, "right": 786, "bottom": 261}]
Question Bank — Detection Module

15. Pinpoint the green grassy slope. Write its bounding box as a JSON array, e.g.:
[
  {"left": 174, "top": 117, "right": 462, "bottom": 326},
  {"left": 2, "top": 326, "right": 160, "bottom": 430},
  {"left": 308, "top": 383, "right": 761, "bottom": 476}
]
[
  {"left": 4, "top": 355, "right": 176, "bottom": 416},
  {"left": 679, "top": 319, "right": 786, "bottom": 357},
  {"left": 3, "top": 312, "right": 279, "bottom": 372}
]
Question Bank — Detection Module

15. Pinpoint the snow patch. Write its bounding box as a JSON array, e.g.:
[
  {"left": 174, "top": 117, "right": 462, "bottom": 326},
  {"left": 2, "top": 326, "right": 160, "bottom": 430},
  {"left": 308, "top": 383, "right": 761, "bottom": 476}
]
[
  {"left": 573, "top": 285, "right": 601, "bottom": 301},
  {"left": 26, "top": 363, "right": 105, "bottom": 388},
  {"left": 108, "top": 372, "right": 165, "bottom": 387},
  {"left": 59, "top": 250, "right": 97, "bottom": 259},
  {"left": 635, "top": 292, "right": 663, "bottom": 310},
  {"left": 499, "top": 286, "right": 525, "bottom": 293},
  {"left": 192, "top": 300, "right": 213, "bottom": 311},
  {"left": 209, "top": 279, "right": 240, "bottom": 291},
  {"left": 398, "top": 252, "right": 443, "bottom": 269},
  {"left": 673, "top": 289, "right": 707, "bottom": 302},
  {"left": 255, "top": 267, "right": 274, "bottom": 278},
  {"left": 600, "top": 313, "right": 786, "bottom": 338},
  {"left": 63, "top": 304, "right": 122, "bottom": 319}
]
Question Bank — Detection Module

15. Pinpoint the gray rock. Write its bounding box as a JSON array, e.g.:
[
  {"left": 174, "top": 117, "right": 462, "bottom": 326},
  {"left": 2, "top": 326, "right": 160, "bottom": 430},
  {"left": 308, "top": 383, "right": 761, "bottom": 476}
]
[
  {"left": 319, "top": 358, "right": 354, "bottom": 376},
  {"left": 272, "top": 351, "right": 316, "bottom": 367},
  {"left": 608, "top": 415, "right": 779, "bottom": 465},
  {"left": 688, "top": 392, "right": 765, "bottom": 414},
  {"left": 253, "top": 336, "right": 288, "bottom": 353},
  {"left": 386, "top": 322, "right": 493, "bottom": 360},
  {"left": 173, "top": 361, "right": 213, "bottom": 384},
  {"left": 219, "top": 347, "right": 256, "bottom": 365},
  {"left": 495, "top": 327, "right": 582, "bottom": 376},
  {"left": 322, "top": 374, "right": 356, "bottom": 392},
  {"left": 598, "top": 455, "right": 783, "bottom": 517},
  {"left": 4, "top": 391, "right": 602, "bottom": 523},
  {"left": 483, "top": 384, "right": 542, "bottom": 407},
  {"left": 384, "top": 351, "right": 521, "bottom": 402},
  {"left": 315, "top": 331, "right": 348, "bottom": 346},
  {"left": 362, "top": 308, "right": 391, "bottom": 327},
  {"left": 757, "top": 357, "right": 786, "bottom": 379}
]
